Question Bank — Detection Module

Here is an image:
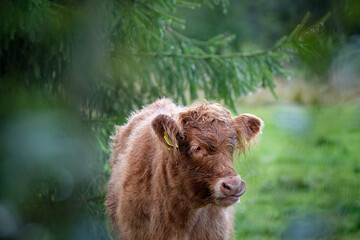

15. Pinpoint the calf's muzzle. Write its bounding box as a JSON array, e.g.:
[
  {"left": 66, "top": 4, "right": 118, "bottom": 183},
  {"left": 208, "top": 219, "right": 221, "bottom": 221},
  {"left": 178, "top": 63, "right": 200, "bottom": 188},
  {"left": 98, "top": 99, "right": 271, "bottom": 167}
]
[{"left": 215, "top": 175, "right": 246, "bottom": 205}]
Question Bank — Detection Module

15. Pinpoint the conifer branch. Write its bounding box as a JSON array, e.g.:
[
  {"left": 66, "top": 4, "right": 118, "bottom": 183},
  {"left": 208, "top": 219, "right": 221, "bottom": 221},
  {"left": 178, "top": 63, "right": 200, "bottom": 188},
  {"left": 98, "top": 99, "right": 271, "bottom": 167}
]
[{"left": 139, "top": 45, "right": 284, "bottom": 59}]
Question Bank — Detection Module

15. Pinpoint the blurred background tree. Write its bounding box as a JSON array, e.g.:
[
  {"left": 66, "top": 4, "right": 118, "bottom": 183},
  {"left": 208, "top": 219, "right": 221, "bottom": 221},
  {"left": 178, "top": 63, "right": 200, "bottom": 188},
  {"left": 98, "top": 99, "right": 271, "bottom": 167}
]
[
  {"left": 0, "top": 0, "right": 330, "bottom": 115},
  {"left": 0, "top": 0, "right": 359, "bottom": 239}
]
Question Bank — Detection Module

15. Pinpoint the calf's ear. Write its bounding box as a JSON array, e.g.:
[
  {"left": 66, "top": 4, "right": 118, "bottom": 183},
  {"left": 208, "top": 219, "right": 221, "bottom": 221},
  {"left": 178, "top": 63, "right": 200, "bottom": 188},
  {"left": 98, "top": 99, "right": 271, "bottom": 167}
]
[
  {"left": 233, "top": 114, "right": 264, "bottom": 143},
  {"left": 152, "top": 114, "right": 180, "bottom": 149}
]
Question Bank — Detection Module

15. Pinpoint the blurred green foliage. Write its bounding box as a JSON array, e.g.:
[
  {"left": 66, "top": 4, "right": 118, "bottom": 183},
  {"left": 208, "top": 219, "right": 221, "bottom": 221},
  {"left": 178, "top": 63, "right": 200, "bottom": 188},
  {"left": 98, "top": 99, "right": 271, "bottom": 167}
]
[
  {"left": 0, "top": 0, "right": 358, "bottom": 239},
  {"left": 0, "top": 0, "right": 330, "bottom": 115},
  {"left": 179, "top": 0, "right": 360, "bottom": 81},
  {"left": 0, "top": 92, "right": 110, "bottom": 239}
]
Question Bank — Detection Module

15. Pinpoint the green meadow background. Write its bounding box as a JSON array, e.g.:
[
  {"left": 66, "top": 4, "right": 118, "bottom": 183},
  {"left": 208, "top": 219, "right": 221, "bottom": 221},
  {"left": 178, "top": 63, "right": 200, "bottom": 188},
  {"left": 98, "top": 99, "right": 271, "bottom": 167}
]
[{"left": 234, "top": 98, "right": 360, "bottom": 239}]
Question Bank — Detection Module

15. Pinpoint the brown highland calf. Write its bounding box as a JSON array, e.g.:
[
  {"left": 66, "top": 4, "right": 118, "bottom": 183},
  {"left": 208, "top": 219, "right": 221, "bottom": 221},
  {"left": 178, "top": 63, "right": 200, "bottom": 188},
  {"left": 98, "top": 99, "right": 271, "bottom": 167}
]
[{"left": 106, "top": 98, "right": 263, "bottom": 240}]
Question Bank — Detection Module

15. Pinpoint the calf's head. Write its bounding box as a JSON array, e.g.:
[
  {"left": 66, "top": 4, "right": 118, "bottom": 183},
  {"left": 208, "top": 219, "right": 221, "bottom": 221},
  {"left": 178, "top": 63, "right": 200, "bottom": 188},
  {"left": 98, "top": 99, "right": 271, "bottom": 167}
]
[{"left": 152, "top": 104, "right": 263, "bottom": 207}]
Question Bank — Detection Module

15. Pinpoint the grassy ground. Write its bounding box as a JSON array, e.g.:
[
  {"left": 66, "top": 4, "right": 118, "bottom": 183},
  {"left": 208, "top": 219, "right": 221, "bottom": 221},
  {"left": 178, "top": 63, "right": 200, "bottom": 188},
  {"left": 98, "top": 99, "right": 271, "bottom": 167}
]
[{"left": 233, "top": 101, "right": 360, "bottom": 240}]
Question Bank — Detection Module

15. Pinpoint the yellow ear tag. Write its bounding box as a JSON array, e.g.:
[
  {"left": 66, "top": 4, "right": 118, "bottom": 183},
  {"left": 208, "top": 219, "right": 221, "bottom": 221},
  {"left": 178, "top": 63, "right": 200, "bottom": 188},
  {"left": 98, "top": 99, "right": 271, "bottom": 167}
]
[{"left": 164, "top": 131, "right": 178, "bottom": 150}]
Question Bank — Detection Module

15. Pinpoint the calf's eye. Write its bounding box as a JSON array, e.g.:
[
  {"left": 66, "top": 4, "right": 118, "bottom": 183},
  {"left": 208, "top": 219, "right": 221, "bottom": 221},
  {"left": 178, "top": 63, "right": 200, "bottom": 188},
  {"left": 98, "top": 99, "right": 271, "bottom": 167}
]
[
  {"left": 190, "top": 146, "right": 201, "bottom": 154},
  {"left": 189, "top": 146, "right": 202, "bottom": 156}
]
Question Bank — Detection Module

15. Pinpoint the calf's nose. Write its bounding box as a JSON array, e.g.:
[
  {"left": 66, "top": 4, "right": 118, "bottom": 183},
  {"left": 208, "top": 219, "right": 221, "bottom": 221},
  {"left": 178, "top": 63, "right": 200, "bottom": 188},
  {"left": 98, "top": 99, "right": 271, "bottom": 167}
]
[{"left": 219, "top": 175, "right": 246, "bottom": 197}]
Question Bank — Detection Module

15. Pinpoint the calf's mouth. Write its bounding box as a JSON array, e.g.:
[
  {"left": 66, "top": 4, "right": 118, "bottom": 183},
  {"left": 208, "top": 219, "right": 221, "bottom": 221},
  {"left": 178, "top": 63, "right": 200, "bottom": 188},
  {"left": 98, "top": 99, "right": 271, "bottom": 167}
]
[{"left": 214, "top": 177, "right": 247, "bottom": 206}]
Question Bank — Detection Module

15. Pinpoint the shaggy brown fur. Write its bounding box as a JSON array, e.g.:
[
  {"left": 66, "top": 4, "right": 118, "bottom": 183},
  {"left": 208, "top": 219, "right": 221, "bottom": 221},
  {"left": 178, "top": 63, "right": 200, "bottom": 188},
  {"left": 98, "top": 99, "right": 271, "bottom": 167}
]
[{"left": 106, "top": 99, "right": 263, "bottom": 240}]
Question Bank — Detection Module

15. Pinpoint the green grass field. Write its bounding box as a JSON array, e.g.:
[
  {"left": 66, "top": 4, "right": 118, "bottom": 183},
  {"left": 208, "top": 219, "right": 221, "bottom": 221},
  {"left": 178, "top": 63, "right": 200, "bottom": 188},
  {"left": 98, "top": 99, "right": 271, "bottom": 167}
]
[{"left": 233, "top": 102, "right": 360, "bottom": 240}]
